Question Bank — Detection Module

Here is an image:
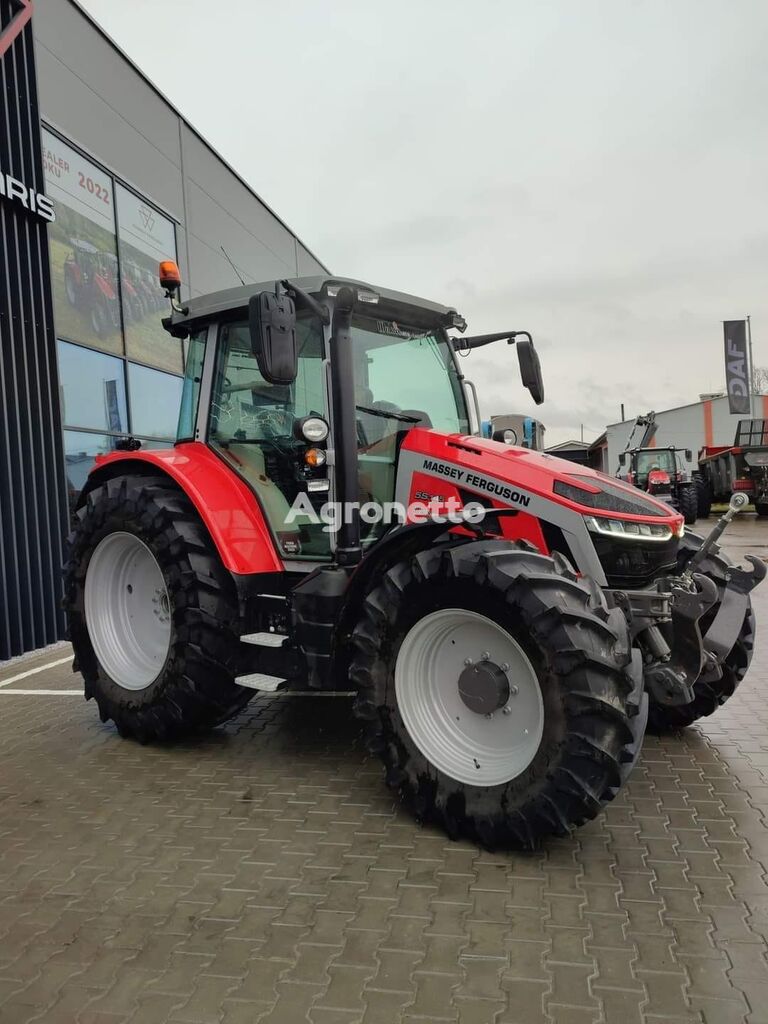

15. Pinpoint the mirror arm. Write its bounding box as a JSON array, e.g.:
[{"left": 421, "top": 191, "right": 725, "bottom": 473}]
[
  {"left": 281, "top": 279, "right": 330, "bottom": 325},
  {"left": 509, "top": 330, "right": 532, "bottom": 346},
  {"left": 452, "top": 330, "right": 528, "bottom": 351}
]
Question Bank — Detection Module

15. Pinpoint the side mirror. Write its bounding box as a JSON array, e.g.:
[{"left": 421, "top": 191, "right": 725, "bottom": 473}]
[
  {"left": 517, "top": 338, "right": 544, "bottom": 405},
  {"left": 248, "top": 290, "right": 298, "bottom": 385},
  {"left": 618, "top": 452, "right": 626, "bottom": 467},
  {"left": 685, "top": 449, "right": 692, "bottom": 461},
  {"left": 492, "top": 428, "right": 518, "bottom": 445}
]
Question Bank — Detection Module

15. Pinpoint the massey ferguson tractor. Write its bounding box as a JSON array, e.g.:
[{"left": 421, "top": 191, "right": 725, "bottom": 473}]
[
  {"left": 63, "top": 268, "right": 764, "bottom": 849},
  {"left": 618, "top": 446, "right": 699, "bottom": 525}
]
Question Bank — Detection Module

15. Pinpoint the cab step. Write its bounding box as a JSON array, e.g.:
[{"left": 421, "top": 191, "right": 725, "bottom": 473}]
[
  {"left": 235, "top": 673, "right": 287, "bottom": 692},
  {"left": 240, "top": 632, "right": 288, "bottom": 648}
]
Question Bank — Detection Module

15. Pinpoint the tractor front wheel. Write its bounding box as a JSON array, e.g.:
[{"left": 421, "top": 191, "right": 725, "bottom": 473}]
[
  {"left": 90, "top": 301, "right": 108, "bottom": 338},
  {"left": 63, "top": 475, "right": 252, "bottom": 741},
  {"left": 351, "top": 541, "right": 645, "bottom": 849}
]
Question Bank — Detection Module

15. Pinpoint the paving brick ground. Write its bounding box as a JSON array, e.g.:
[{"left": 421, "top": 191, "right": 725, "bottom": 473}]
[{"left": 1, "top": 519, "right": 768, "bottom": 1023}]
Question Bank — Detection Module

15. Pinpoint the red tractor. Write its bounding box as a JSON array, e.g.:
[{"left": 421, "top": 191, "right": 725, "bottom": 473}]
[
  {"left": 619, "top": 446, "right": 699, "bottom": 524},
  {"left": 64, "top": 268, "right": 764, "bottom": 848},
  {"left": 63, "top": 239, "right": 120, "bottom": 338}
]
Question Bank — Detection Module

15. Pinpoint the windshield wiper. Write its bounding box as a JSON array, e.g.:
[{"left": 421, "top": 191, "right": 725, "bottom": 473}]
[{"left": 356, "top": 405, "right": 420, "bottom": 424}]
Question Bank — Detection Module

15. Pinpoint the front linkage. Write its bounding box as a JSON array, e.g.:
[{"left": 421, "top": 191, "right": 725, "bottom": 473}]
[{"left": 607, "top": 494, "right": 765, "bottom": 712}]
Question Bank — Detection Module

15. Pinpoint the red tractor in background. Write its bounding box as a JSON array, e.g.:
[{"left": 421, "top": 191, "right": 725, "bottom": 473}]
[
  {"left": 618, "top": 446, "right": 698, "bottom": 524},
  {"left": 63, "top": 239, "right": 121, "bottom": 338},
  {"left": 63, "top": 267, "right": 764, "bottom": 849}
]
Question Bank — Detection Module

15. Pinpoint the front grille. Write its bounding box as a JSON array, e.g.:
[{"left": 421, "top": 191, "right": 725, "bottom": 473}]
[{"left": 593, "top": 533, "right": 679, "bottom": 588}]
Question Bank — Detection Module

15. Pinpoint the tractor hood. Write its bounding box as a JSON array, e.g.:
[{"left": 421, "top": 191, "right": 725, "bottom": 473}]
[{"left": 398, "top": 429, "right": 684, "bottom": 529}]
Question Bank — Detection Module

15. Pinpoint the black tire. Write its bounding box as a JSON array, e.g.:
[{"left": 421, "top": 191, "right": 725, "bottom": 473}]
[
  {"left": 646, "top": 533, "right": 755, "bottom": 731},
  {"left": 677, "top": 484, "right": 698, "bottom": 525},
  {"left": 695, "top": 476, "right": 712, "bottom": 518},
  {"left": 63, "top": 474, "right": 252, "bottom": 741},
  {"left": 64, "top": 272, "right": 78, "bottom": 307},
  {"left": 351, "top": 541, "right": 644, "bottom": 849},
  {"left": 90, "top": 300, "right": 108, "bottom": 338}
]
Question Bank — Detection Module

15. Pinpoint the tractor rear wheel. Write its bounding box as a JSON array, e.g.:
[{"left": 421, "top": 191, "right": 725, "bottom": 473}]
[
  {"left": 351, "top": 541, "right": 645, "bottom": 849},
  {"left": 677, "top": 484, "right": 698, "bottom": 524},
  {"left": 63, "top": 474, "right": 252, "bottom": 741},
  {"left": 695, "top": 476, "right": 712, "bottom": 518},
  {"left": 646, "top": 532, "right": 755, "bottom": 731}
]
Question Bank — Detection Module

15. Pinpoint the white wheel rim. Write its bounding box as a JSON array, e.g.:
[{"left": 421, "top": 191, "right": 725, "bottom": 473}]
[
  {"left": 395, "top": 609, "right": 544, "bottom": 787},
  {"left": 84, "top": 532, "right": 172, "bottom": 691}
]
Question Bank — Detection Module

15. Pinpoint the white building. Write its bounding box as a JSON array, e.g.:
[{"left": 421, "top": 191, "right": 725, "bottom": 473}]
[{"left": 606, "top": 394, "right": 768, "bottom": 477}]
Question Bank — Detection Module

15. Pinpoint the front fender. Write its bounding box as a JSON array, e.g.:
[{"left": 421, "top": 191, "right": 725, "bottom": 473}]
[{"left": 82, "top": 442, "right": 281, "bottom": 574}]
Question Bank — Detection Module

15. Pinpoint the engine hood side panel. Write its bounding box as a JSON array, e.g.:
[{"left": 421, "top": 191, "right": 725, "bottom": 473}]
[{"left": 395, "top": 440, "right": 608, "bottom": 584}]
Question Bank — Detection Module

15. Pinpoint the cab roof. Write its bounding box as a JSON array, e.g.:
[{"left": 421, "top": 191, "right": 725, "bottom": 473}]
[{"left": 166, "top": 276, "right": 460, "bottom": 335}]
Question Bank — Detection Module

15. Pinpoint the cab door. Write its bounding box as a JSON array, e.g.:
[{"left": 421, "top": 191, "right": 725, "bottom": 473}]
[{"left": 207, "top": 317, "right": 331, "bottom": 560}]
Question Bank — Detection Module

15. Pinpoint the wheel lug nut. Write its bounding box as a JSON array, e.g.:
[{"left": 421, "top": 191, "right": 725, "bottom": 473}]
[
  {"left": 510, "top": 685, "right": 519, "bottom": 696},
  {"left": 502, "top": 706, "right": 511, "bottom": 715},
  {"left": 464, "top": 657, "right": 473, "bottom": 666},
  {"left": 485, "top": 712, "right": 493, "bottom": 719},
  {"left": 501, "top": 663, "right": 509, "bottom": 672},
  {"left": 481, "top": 651, "right": 490, "bottom": 661}
]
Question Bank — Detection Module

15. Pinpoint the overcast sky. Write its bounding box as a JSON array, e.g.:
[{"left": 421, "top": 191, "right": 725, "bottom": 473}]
[{"left": 80, "top": 0, "right": 768, "bottom": 445}]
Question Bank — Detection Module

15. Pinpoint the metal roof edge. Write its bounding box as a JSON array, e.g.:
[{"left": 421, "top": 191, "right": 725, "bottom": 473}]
[{"left": 55, "top": 0, "right": 331, "bottom": 275}]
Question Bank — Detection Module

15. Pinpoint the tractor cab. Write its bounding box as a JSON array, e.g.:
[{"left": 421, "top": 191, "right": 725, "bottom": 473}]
[
  {"left": 164, "top": 270, "right": 542, "bottom": 563},
  {"left": 620, "top": 446, "right": 691, "bottom": 490}
]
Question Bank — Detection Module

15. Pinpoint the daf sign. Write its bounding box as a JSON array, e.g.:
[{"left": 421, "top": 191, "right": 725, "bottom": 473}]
[
  {"left": 724, "top": 320, "right": 750, "bottom": 415},
  {"left": 0, "top": 170, "right": 55, "bottom": 222}
]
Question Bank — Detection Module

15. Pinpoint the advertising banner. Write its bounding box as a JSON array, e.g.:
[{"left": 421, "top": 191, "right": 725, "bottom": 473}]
[
  {"left": 724, "top": 320, "right": 750, "bottom": 415},
  {"left": 42, "top": 129, "right": 122, "bottom": 354},
  {"left": 116, "top": 184, "right": 180, "bottom": 373}
]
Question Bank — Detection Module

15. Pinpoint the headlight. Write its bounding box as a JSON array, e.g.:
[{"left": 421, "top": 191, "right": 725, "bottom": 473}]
[
  {"left": 585, "top": 515, "right": 673, "bottom": 542},
  {"left": 295, "top": 416, "right": 329, "bottom": 443}
]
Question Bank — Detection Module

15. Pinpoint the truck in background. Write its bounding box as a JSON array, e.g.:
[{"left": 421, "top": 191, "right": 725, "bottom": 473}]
[{"left": 482, "top": 414, "right": 546, "bottom": 450}]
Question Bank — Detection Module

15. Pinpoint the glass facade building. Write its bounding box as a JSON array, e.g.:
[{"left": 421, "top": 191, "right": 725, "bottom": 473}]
[
  {"left": 0, "top": 0, "right": 326, "bottom": 658},
  {"left": 42, "top": 127, "right": 184, "bottom": 507}
]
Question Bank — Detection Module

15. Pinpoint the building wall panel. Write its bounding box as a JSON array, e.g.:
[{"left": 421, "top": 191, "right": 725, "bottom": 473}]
[{"left": 0, "top": 1, "right": 68, "bottom": 659}]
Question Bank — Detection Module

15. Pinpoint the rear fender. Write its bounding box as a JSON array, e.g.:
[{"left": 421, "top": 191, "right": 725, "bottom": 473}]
[{"left": 80, "top": 442, "right": 282, "bottom": 574}]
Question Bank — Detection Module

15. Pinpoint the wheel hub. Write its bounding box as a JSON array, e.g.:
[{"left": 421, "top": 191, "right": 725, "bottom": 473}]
[
  {"left": 458, "top": 660, "right": 510, "bottom": 715},
  {"left": 84, "top": 531, "right": 172, "bottom": 691},
  {"left": 394, "top": 608, "right": 544, "bottom": 787}
]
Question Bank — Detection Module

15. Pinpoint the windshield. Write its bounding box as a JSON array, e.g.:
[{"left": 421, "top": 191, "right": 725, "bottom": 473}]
[
  {"left": 636, "top": 450, "right": 676, "bottom": 477},
  {"left": 351, "top": 316, "right": 469, "bottom": 439}
]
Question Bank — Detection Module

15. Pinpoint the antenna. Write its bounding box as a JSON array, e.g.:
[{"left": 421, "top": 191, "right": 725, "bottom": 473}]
[{"left": 220, "top": 246, "right": 245, "bottom": 286}]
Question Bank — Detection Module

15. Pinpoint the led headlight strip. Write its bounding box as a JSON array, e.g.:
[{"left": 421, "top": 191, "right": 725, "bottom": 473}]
[{"left": 584, "top": 514, "right": 682, "bottom": 542}]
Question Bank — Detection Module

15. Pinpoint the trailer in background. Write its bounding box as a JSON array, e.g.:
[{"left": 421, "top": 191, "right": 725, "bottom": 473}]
[{"left": 697, "top": 419, "right": 768, "bottom": 517}]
